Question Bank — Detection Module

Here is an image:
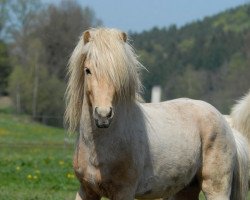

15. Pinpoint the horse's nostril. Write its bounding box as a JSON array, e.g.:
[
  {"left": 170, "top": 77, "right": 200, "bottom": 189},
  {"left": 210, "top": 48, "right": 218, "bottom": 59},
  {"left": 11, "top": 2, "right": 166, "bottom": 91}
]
[
  {"left": 107, "top": 107, "right": 113, "bottom": 118},
  {"left": 94, "top": 106, "right": 113, "bottom": 118}
]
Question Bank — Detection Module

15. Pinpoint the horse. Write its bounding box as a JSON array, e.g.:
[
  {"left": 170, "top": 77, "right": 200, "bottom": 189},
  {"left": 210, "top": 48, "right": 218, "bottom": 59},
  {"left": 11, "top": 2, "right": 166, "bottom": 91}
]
[
  {"left": 225, "top": 90, "right": 250, "bottom": 183},
  {"left": 65, "top": 28, "right": 249, "bottom": 200},
  {"left": 225, "top": 90, "right": 250, "bottom": 145}
]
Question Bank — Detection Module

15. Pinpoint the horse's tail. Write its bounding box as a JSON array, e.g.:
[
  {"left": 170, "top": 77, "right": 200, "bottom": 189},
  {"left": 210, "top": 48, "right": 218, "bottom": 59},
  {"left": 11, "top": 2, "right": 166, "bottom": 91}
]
[
  {"left": 230, "top": 90, "right": 250, "bottom": 143},
  {"left": 231, "top": 129, "right": 249, "bottom": 200}
]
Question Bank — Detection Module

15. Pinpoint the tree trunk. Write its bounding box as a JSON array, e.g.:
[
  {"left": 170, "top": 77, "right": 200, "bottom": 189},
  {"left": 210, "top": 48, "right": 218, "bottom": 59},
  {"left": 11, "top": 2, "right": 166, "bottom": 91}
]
[{"left": 32, "top": 63, "right": 39, "bottom": 120}]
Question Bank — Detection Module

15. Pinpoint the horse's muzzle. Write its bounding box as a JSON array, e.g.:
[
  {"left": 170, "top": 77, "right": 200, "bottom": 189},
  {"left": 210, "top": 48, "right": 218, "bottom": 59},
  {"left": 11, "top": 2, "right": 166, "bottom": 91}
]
[{"left": 94, "top": 106, "right": 114, "bottom": 128}]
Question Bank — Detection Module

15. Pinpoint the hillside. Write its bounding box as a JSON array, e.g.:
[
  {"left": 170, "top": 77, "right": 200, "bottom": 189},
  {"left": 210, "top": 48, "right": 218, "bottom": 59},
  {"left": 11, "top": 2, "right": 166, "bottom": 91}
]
[{"left": 132, "top": 4, "right": 250, "bottom": 113}]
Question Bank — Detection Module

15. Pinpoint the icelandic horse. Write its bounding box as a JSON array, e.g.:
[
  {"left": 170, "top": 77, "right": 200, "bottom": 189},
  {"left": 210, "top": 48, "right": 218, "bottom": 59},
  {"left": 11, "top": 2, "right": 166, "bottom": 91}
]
[{"left": 65, "top": 28, "right": 249, "bottom": 200}]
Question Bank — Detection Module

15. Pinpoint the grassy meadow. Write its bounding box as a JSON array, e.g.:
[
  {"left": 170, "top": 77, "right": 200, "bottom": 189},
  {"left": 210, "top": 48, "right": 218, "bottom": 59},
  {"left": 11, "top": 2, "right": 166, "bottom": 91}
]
[{"left": 0, "top": 112, "right": 78, "bottom": 200}]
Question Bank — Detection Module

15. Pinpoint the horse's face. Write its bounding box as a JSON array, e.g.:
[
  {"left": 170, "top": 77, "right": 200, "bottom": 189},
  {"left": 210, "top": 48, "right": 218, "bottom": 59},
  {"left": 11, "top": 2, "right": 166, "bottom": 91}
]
[{"left": 84, "top": 60, "right": 115, "bottom": 128}]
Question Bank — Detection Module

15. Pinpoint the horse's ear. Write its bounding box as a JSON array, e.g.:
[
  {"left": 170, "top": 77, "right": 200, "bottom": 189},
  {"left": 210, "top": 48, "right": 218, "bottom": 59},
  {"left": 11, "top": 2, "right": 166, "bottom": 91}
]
[
  {"left": 83, "top": 30, "right": 91, "bottom": 44},
  {"left": 121, "top": 32, "right": 127, "bottom": 43}
]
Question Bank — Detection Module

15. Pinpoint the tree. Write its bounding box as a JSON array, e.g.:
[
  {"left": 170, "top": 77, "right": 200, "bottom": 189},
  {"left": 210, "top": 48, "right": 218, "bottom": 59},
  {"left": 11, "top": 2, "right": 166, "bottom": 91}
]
[
  {"left": 8, "top": 0, "right": 102, "bottom": 126},
  {"left": 7, "top": 0, "right": 42, "bottom": 111},
  {"left": 37, "top": 1, "right": 102, "bottom": 79},
  {"left": 0, "top": 0, "right": 8, "bottom": 33},
  {"left": 0, "top": 40, "right": 10, "bottom": 95},
  {"left": 8, "top": 59, "right": 65, "bottom": 125},
  {"left": 0, "top": 0, "right": 11, "bottom": 95}
]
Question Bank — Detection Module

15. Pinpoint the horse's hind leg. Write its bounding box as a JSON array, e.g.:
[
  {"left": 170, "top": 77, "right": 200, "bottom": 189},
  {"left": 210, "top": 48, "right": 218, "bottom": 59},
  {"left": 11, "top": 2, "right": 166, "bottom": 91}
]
[
  {"left": 200, "top": 148, "right": 234, "bottom": 200},
  {"left": 200, "top": 157, "right": 233, "bottom": 200},
  {"left": 200, "top": 133, "right": 235, "bottom": 200}
]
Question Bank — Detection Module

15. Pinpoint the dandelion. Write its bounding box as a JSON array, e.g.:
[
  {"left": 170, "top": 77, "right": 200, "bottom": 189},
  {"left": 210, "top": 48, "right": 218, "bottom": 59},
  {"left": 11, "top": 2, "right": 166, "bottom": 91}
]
[
  {"left": 0, "top": 128, "right": 9, "bottom": 136},
  {"left": 33, "top": 175, "right": 38, "bottom": 180},
  {"left": 27, "top": 174, "right": 32, "bottom": 180},
  {"left": 59, "top": 160, "right": 64, "bottom": 165},
  {"left": 67, "top": 173, "right": 75, "bottom": 179},
  {"left": 16, "top": 166, "right": 20, "bottom": 171}
]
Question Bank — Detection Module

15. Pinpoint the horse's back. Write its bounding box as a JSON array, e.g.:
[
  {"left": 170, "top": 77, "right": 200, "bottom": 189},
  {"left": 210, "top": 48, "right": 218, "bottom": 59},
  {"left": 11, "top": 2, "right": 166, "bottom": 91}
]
[{"left": 141, "top": 98, "right": 232, "bottom": 139}]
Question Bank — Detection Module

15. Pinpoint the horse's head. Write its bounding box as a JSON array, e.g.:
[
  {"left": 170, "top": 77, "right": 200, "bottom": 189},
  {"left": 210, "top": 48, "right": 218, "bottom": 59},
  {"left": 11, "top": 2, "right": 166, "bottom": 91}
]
[
  {"left": 65, "top": 28, "right": 144, "bottom": 131},
  {"left": 83, "top": 58, "right": 115, "bottom": 128}
]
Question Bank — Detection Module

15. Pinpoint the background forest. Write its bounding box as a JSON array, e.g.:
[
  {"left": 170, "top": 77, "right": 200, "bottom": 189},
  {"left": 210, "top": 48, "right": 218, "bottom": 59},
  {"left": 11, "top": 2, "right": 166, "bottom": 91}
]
[{"left": 0, "top": 0, "right": 250, "bottom": 127}]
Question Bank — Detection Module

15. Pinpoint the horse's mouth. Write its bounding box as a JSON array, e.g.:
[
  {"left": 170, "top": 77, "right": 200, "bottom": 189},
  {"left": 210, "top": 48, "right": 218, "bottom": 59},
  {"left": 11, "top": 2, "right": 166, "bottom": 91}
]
[
  {"left": 96, "top": 123, "right": 110, "bottom": 128},
  {"left": 95, "top": 119, "right": 112, "bottom": 128}
]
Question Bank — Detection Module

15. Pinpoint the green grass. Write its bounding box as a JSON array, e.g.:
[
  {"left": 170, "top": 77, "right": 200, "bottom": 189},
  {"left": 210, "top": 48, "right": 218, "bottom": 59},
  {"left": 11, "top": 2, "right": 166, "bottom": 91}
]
[
  {"left": 0, "top": 113, "right": 77, "bottom": 200},
  {"left": 0, "top": 112, "right": 249, "bottom": 200}
]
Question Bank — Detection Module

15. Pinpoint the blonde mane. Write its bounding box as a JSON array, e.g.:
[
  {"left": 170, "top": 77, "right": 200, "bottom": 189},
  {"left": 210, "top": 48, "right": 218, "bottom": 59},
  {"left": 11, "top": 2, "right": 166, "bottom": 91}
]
[
  {"left": 65, "top": 28, "right": 144, "bottom": 132},
  {"left": 231, "top": 90, "right": 250, "bottom": 140}
]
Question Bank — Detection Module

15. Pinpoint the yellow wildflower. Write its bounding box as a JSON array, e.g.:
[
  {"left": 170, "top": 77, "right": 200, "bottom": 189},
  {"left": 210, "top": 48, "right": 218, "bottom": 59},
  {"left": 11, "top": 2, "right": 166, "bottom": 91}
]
[
  {"left": 59, "top": 160, "right": 64, "bottom": 165},
  {"left": 16, "top": 166, "right": 20, "bottom": 171},
  {"left": 27, "top": 174, "right": 32, "bottom": 179},
  {"left": 67, "top": 173, "right": 75, "bottom": 179}
]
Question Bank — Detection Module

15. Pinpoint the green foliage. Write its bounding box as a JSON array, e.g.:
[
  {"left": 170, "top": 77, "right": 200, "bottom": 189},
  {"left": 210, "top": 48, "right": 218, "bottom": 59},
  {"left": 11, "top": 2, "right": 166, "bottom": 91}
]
[
  {"left": 213, "top": 5, "right": 250, "bottom": 32},
  {"left": 0, "top": 0, "right": 8, "bottom": 33},
  {"left": 8, "top": 64, "right": 65, "bottom": 124},
  {"left": 178, "top": 38, "right": 195, "bottom": 53},
  {"left": 132, "top": 4, "right": 250, "bottom": 112},
  {"left": 167, "top": 66, "right": 208, "bottom": 99}
]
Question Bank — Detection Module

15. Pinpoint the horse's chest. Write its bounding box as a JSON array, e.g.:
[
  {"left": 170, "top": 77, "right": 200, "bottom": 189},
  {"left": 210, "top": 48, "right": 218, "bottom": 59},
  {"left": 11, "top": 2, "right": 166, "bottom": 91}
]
[
  {"left": 74, "top": 157, "right": 109, "bottom": 194},
  {"left": 77, "top": 163, "right": 136, "bottom": 198},
  {"left": 74, "top": 146, "right": 136, "bottom": 197}
]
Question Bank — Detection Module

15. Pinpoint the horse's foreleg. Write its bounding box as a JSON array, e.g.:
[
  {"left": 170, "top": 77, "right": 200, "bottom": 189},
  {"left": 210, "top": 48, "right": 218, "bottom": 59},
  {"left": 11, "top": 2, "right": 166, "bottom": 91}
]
[
  {"left": 163, "top": 184, "right": 200, "bottom": 200},
  {"left": 75, "top": 191, "right": 100, "bottom": 200},
  {"left": 75, "top": 185, "right": 101, "bottom": 200},
  {"left": 111, "top": 187, "right": 135, "bottom": 200},
  {"left": 75, "top": 191, "right": 83, "bottom": 200}
]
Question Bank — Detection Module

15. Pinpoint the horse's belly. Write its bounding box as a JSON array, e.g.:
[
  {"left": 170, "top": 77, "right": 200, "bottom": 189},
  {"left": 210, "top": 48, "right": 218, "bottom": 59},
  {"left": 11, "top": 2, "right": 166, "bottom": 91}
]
[
  {"left": 135, "top": 160, "right": 199, "bottom": 199},
  {"left": 135, "top": 118, "right": 201, "bottom": 198}
]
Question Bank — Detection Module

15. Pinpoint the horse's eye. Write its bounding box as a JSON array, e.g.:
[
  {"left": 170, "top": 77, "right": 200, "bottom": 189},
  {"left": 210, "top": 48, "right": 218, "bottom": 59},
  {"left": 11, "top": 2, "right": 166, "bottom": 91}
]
[{"left": 84, "top": 68, "right": 91, "bottom": 75}]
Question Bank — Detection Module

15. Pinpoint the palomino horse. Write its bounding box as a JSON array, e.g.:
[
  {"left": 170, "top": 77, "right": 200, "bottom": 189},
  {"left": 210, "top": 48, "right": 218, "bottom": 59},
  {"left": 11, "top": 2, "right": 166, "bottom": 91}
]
[
  {"left": 225, "top": 90, "right": 250, "bottom": 184},
  {"left": 65, "top": 28, "right": 249, "bottom": 200},
  {"left": 225, "top": 90, "right": 250, "bottom": 147}
]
